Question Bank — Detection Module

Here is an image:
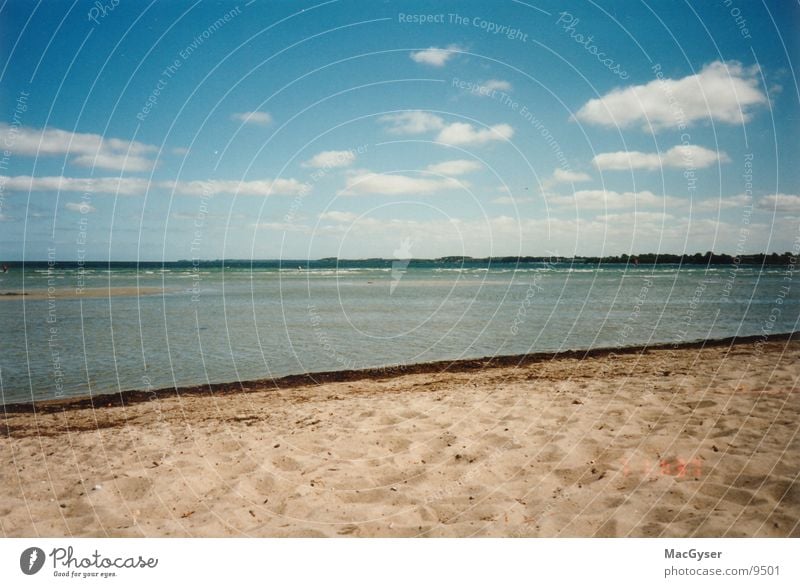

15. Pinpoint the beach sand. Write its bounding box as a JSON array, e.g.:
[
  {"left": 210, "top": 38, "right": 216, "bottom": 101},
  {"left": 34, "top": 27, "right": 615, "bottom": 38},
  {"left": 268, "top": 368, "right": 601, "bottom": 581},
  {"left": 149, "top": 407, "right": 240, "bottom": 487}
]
[{"left": 1, "top": 335, "right": 798, "bottom": 537}]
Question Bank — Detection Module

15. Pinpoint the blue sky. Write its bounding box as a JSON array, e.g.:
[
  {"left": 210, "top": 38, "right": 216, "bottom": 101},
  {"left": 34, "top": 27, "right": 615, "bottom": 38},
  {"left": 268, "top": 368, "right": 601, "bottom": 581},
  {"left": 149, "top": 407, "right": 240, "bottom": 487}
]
[{"left": 0, "top": 0, "right": 798, "bottom": 260}]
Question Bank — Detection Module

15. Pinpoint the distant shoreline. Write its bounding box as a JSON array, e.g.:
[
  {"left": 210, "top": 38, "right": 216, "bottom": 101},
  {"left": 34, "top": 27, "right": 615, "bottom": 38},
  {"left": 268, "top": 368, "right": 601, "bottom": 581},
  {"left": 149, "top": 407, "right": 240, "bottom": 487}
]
[
  {"left": 0, "top": 252, "right": 796, "bottom": 266},
  {"left": 3, "top": 330, "right": 796, "bottom": 414}
]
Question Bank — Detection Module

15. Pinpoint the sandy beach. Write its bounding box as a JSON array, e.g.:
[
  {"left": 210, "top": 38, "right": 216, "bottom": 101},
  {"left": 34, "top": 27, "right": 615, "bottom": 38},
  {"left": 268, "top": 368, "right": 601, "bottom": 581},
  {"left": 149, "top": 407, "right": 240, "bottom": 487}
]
[{"left": 1, "top": 334, "right": 798, "bottom": 538}]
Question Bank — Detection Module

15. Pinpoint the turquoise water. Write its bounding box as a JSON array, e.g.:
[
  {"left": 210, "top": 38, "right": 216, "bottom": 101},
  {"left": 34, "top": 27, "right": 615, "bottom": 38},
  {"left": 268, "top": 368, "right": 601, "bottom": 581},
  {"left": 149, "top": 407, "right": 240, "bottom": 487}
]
[{"left": 0, "top": 261, "right": 797, "bottom": 404}]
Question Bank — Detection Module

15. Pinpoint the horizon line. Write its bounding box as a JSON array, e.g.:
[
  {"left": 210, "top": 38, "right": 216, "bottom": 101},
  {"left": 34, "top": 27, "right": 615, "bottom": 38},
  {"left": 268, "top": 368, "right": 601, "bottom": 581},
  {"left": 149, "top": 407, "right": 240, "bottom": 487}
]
[{"left": 3, "top": 251, "right": 796, "bottom": 264}]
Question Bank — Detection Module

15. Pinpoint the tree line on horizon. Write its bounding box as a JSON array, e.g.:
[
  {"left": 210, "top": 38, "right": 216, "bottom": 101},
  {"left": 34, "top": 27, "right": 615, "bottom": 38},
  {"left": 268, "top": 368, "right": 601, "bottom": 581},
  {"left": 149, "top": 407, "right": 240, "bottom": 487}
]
[{"left": 432, "top": 252, "right": 796, "bottom": 265}]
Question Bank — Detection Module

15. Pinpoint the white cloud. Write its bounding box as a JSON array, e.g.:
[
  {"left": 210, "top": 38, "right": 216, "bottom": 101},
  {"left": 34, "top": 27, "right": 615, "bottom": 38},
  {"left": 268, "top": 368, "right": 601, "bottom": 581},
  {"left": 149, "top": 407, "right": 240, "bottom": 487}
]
[
  {"left": 575, "top": 61, "right": 768, "bottom": 129},
  {"left": 596, "top": 211, "right": 674, "bottom": 223},
  {"left": 1, "top": 175, "right": 151, "bottom": 195},
  {"left": 0, "top": 124, "right": 157, "bottom": 172},
  {"left": 468, "top": 79, "right": 513, "bottom": 97},
  {"left": 379, "top": 111, "right": 445, "bottom": 135},
  {"left": 757, "top": 194, "right": 800, "bottom": 212},
  {"left": 550, "top": 168, "right": 592, "bottom": 184},
  {"left": 253, "top": 222, "right": 307, "bottom": 232},
  {"left": 302, "top": 150, "right": 357, "bottom": 169},
  {"left": 482, "top": 79, "right": 511, "bottom": 92},
  {"left": 304, "top": 213, "right": 718, "bottom": 258},
  {"left": 425, "top": 159, "right": 482, "bottom": 176},
  {"left": 548, "top": 189, "right": 682, "bottom": 209},
  {"left": 231, "top": 111, "right": 272, "bottom": 126},
  {"left": 436, "top": 122, "right": 514, "bottom": 146},
  {"left": 694, "top": 194, "right": 752, "bottom": 212},
  {"left": 165, "top": 178, "right": 308, "bottom": 197},
  {"left": 70, "top": 153, "right": 155, "bottom": 172},
  {"left": 0, "top": 125, "right": 156, "bottom": 157},
  {"left": 592, "top": 145, "right": 730, "bottom": 170},
  {"left": 65, "top": 201, "right": 96, "bottom": 213},
  {"left": 0, "top": 175, "right": 309, "bottom": 197},
  {"left": 491, "top": 196, "right": 537, "bottom": 204},
  {"left": 298, "top": 210, "right": 796, "bottom": 258},
  {"left": 409, "top": 45, "right": 461, "bottom": 67},
  {"left": 340, "top": 171, "right": 464, "bottom": 195},
  {"left": 379, "top": 113, "right": 513, "bottom": 147},
  {"left": 319, "top": 211, "right": 358, "bottom": 223},
  {"left": 491, "top": 186, "right": 538, "bottom": 204}
]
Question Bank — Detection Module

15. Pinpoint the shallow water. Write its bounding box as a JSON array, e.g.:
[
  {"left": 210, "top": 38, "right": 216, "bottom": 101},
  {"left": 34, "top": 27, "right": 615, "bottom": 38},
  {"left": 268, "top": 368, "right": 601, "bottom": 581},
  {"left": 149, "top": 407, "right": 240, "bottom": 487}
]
[{"left": 0, "top": 261, "right": 797, "bottom": 404}]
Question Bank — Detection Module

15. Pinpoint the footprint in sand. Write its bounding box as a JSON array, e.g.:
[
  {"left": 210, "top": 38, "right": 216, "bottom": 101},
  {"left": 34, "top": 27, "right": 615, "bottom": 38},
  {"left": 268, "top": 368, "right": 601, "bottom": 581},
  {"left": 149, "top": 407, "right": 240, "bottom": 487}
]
[
  {"left": 534, "top": 444, "right": 566, "bottom": 464},
  {"left": 697, "top": 482, "right": 766, "bottom": 507},
  {"left": 594, "top": 517, "right": 618, "bottom": 537},
  {"left": 113, "top": 476, "right": 155, "bottom": 501},
  {"left": 272, "top": 455, "right": 302, "bottom": 472},
  {"left": 763, "top": 478, "right": 800, "bottom": 506},
  {"left": 684, "top": 400, "right": 717, "bottom": 410}
]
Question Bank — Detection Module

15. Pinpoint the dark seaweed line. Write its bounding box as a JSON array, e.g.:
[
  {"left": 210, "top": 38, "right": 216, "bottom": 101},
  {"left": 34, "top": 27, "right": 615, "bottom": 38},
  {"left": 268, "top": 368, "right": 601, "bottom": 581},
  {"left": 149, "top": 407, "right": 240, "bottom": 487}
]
[{"left": 2, "top": 331, "right": 796, "bottom": 414}]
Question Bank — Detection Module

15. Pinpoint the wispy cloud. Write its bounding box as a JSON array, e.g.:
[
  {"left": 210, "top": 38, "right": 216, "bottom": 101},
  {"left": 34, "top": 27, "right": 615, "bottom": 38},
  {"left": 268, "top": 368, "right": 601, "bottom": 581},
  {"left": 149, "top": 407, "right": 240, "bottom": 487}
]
[
  {"left": 0, "top": 124, "right": 158, "bottom": 172},
  {"left": 575, "top": 61, "right": 767, "bottom": 129},
  {"left": 64, "top": 201, "right": 96, "bottom": 213},
  {"left": 436, "top": 122, "right": 513, "bottom": 146},
  {"left": 379, "top": 112, "right": 513, "bottom": 146},
  {"left": 319, "top": 211, "right": 358, "bottom": 223},
  {"left": 1, "top": 175, "right": 151, "bottom": 195},
  {"left": 70, "top": 153, "right": 154, "bottom": 172},
  {"left": 253, "top": 221, "right": 308, "bottom": 231},
  {"left": 340, "top": 171, "right": 464, "bottom": 195},
  {"left": 491, "top": 196, "right": 537, "bottom": 204},
  {"left": 165, "top": 178, "right": 308, "bottom": 196},
  {"left": 409, "top": 44, "right": 461, "bottom": 67},
  {"left": 231, "top": 111, "right": 273, "bottom": 126},
  {"left": 694, "top": 194, "right": 752, "bottom": 212},
  {"left": 480, "top": 79, "right": 511, "bottom": 92},
  {"left": 291, "top": 209, "right": 788, "bottom": 257},
  {"left": 379, "top": 111, "right": 445, "bottom": 135},
  {"left": 170, "top": 212, "right": 197, "bottom": 221},
  {"left": 596, "top": 211, "right": 674, "bottom": 224},
  {"left": 425, "top": 159, "right": 482, "bottom": 176},
  {"left": 1, "top": 175, "right": 309, "bottom": 196},
  {"left": 302, "top": 150, "right": 357, "bottom": 169},
  {"left": 548, "top": 189, "right": 682, "bottom": 209},
  {"left": 757, "top": 193, "right": 800, "bottom": 212},
  {"left": 490, "top": 184, "right": 537, "bottom": 204},
  {"left": 549, "top": 168, "right": 592, "bottom": 185},
  {"left": 466, "top": 79, "right": 513, "bottom": 97},
  {"left": 592, "top": 145, "right": 730, "bottom": 170}
]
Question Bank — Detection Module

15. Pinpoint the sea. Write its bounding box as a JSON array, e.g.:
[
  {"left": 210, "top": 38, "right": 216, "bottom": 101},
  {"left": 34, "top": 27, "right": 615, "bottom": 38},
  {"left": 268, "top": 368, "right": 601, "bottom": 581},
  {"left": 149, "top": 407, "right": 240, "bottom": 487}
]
[{"left": 0, "top": 259, "right": 797, "bottom": 405}]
